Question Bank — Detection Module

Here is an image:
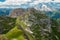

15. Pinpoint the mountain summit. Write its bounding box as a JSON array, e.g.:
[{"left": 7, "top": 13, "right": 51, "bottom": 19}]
[{"left": 35, "top": 4, "right": 56, "bottom": 11}]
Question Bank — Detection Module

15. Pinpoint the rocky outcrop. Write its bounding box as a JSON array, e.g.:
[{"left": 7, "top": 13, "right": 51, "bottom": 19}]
[{"left": 9, "top": 8, "right": 26, "bottom": 18}]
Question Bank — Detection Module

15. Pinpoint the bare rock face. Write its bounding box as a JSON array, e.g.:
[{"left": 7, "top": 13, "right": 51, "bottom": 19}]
[{"left": 9, "top": 8, "right": 26, "bottom": 18}]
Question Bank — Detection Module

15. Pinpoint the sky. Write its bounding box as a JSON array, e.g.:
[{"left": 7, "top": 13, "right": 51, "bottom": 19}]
[{"left": 0, "top": 0, "right": 60, "bottom": 8}]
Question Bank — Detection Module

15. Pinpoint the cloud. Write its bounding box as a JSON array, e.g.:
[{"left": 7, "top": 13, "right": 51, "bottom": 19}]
[
  {"left": 0, "top": 0, "right": 32, "bottom": 8},
  {"left": 0, "top": 0, "right": 32, "bottom": 5},
  {"left": 54, "top": 0, "right": 60, "bottom": 2},
  {"left": 0, "top": 0, "right": 60, "bottom": 5},
  {"left": 0, "top": 0, "right": 60, "bottom": 8}
]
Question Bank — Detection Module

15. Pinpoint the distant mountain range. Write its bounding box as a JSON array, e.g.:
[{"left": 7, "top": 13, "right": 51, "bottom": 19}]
[
  {"left": 0, "top": 8, "right": 12, "bottom": 15},
  {"left": 35, "top": 4, "right": 56, "bottom": 11},
  {"left": 0, "top": 8, "right": 60, "bottom": 18},
  {"left": 0, "top": 2, "right": 60, "bottom": 18}
]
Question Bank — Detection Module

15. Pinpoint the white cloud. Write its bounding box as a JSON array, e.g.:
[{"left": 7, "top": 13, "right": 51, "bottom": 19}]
[
  {"left": 0, "top": 0, "right": 60, "bottom": 8},
  {"left": 54, "top": 0, "right": 60, "bottom": 2},
  {"left": 0, "top": 0, "right": 32, "bottom": 8},
  {"left": 0, "top": 0, "right": 32, "bottom": 5},
  {"left": 0, "top": 0, "right": 60, "bottom": 5},
  {"left": 36, "top": 0, "right": 51, "bottom": 2}
]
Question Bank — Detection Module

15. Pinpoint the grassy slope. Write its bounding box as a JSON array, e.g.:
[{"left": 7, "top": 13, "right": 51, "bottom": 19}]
[
  {"left": 6, "top": 27, "right": 25, "bottom": 40},
  {"left": 2, "top": 16, "right": 35, "bottom": 40}
]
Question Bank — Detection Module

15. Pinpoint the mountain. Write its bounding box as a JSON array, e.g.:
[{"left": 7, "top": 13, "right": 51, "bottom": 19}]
[
  {"left": 0, "top": 7, "right": 60, "bottom": 18},
  {"left": 0, "top": 8, "right": 12, "bottom": 15},
  {"left": 52, "top": 11, "right": 60, "bottom": 18},
  {"left": 40, "top": 4, "right": 56, "bottom": 11},
  {"left": 9, "top": 8, "right": 26, "bottom": 18},
  {"left": 35, "top": 4, "right": 56, "bottom": 11}
]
